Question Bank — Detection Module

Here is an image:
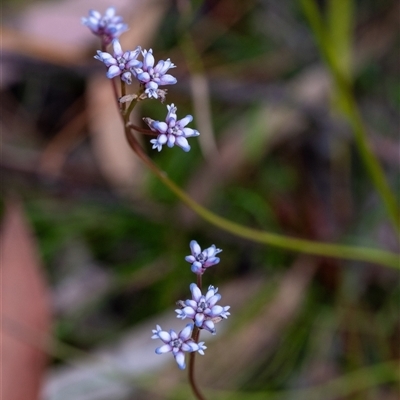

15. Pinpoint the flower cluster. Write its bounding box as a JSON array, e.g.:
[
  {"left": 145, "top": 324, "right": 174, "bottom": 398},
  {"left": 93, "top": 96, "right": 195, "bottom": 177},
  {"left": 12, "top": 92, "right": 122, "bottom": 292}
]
[
  {"left": 83, "top": 9, "right": 222, "bottom": 372},
  {"left": 135, "top": 49, "right": 177, "bottom": 99},
  {"left": 176, "top": 283, "right": 230, "bottom": 335},
  {"left": 83, "top": 7, "right": 200, "bottom": 152},
  {"left": 94, "top": 40, "right": 177, "bottom": 98},
  {"left": 82, "top": 7, "right": 128, "bottom": 44},
  {"left": 185, "top": 240, "right": 222, "bottom": 275},
  {"left": 152, "top": 324, "right": 206, "bottom": 370},
  {"left": 94, "top": 40, "right": 141, "bottom": 84},
  {"left": 144, "top": 104, "right": 200, "bottom": 152},
  {"left": 151, "top": 241, "right": 230, "bottom": 369}
]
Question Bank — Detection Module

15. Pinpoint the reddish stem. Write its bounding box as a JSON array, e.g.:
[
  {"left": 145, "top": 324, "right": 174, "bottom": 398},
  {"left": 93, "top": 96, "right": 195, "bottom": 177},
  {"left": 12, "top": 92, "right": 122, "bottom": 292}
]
[{"left": 188, "top": 327, "right": 206, "bottom": 400}]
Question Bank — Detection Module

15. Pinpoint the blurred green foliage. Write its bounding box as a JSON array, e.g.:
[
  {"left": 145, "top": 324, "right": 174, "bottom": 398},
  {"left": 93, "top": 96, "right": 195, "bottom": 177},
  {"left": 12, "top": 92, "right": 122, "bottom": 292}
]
[{"left": 2, "top": 0, "right": 399, "bottom": 397}]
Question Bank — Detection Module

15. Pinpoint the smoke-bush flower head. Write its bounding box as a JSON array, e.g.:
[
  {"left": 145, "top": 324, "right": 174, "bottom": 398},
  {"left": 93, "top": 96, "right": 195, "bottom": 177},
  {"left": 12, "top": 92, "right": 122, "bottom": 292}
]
[
  {"left": 176, "top": 284, "right": 230, "bottom": 335},
  {"left": 82, "top": 7, "right": 128, "bottom": 44},
  {"left": 145, "top": 104, "right": 200, "bottom": 152},
  {"left": 185, "top": 240, "right": 222, "bottom": 275},
  {"left": 151, "top": 324, "right": 206, "bottom": 370},
  {"left": 94, "top": 40, "right": 141, "bottom": 84},
  {"left": 133, "top": 49, "right": 177, "bottom": 99}
]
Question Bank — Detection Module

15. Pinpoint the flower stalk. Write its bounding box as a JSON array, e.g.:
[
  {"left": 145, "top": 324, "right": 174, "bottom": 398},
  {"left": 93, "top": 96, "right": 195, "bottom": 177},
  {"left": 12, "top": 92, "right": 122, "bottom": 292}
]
[
  {"left": 82, "top": 6, "right": 400, "bottom": 400},
  {"left": 124, "top": 126, "right": 399, "bottom": 269},
  {"left": 188, "top": 326, "right": 206, "bottom": 400}
]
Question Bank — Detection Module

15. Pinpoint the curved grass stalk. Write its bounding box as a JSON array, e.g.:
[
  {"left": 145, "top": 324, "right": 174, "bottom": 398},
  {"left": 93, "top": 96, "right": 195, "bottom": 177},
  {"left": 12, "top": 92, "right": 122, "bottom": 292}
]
[
  {"left": 124, "top": 127, "right": 399, "bottom": 269},
  {"left": 300, "top": 0, "right": 400, "bottom": 236}
]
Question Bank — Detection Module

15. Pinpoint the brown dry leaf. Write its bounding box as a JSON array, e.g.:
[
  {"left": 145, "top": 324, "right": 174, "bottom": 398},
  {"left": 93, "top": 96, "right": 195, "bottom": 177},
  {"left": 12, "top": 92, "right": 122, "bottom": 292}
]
[
  {"left": 86, "top": 75, "right": 147, "bottom": 195},
  {"left": 16, "top": 0, "right": 127, "bottom": 46},
  {"left": 1, "top": 198, "right": 51, "bottom": 400},
  {"left": 4, "top": 0, "right": 144, "bottom": 64}
]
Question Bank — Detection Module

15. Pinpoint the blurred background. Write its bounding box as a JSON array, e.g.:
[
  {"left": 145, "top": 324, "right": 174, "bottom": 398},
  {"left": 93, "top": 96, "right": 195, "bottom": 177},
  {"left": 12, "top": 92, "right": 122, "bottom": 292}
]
[{"left": 1, "top": 0, "right": 399, "bottom": 399}]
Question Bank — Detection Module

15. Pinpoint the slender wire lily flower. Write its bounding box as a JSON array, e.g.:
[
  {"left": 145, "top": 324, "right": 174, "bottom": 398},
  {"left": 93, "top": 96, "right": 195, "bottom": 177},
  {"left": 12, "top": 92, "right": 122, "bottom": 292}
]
[
  {"left": 94, "top": 40, "right": 142, "bottom": 84},
  {"left": 82, "top": 7, "right": 128, "bottom": 44},
  {"left": 185, "top": 240, "right": 222, "bottom": 275},
  {"left": 133, "top": 49, "right": 177, "bottom": 99},
  {"left": 151, "top": 324, "right": 206, "bottom": 370},
  {"left": 176, "top": 284, "right": 230, "bottom": 335},
  {"left": 144, "top": 104, "right": 200, "bottom": 152}
]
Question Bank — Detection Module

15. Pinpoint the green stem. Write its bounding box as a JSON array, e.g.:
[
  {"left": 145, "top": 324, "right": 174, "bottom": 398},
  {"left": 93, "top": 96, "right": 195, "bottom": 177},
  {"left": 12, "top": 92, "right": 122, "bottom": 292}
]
[
  {"left": 124, "top": 128, "right": 399, "bottom": 269},
  {"left": 300, "top": 0, "right": 400, "bottom": 235}
]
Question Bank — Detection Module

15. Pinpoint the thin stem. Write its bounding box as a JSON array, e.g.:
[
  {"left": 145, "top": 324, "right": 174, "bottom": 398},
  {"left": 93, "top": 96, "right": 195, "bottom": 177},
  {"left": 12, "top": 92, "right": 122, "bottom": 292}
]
[
  {"left": 120, "top": 80, "right": 126, "bottom": 113},
  {"left": 128, "top": 123, "right": 158, "bottom": 136},
  {"left": 300, "top": 0, "right": 400, "bottom": 236},
  {"left": 123, "top": 128, "right": 399, "bottom": 269},
  {"left": 188, "top": 326, "right": 206, "bottom": 400},
  {"left": 197, "top": 274, "right": 203, "bottom": 290},
  {"left": 124, "top": 87, "right": 145, "bottom": 122}
]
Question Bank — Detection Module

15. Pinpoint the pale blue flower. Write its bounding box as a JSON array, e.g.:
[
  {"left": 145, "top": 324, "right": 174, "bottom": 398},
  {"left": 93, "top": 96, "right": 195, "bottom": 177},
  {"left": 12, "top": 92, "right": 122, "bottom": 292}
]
[
  {"left": 185, "top": 240, "right": 222, "bottom": 275},
  {"left": 82, "top": 7, "right": 128, "bottom": 44},
  {"left": 133, "top": 49, "right": 177, "bottom": 99},
  {"left": 94, "top": 40, "right": 141, "bottom": 84},
  {"left": 151, "top": 324, "right": 206, "bottom": 369},
  {"left": 145, "top": 104, "right": 200, "bottom": 152},
  {"left": 176, "top": 284, "right": 230, "bottom": 335}
]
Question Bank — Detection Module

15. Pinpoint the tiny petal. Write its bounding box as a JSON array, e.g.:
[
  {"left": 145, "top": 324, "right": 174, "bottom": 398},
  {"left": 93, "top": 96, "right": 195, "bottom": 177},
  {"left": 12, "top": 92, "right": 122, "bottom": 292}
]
[
  {"left": 183, "top": 128, "right": 200, "bottom": 137},
  {"left": 152, "top": 121, "right": 168, "bottom": 134},
  {"left": 143, "top": 49, "right": 155, "bottom": 69},
  {"left": 156, "top": 344, "right": 172, "bottom": 354},
  {"left": 175, "top": 136, "right": 190, "bottom": 152},
  {"left": 179, "top": 324, "right": 193, "bottom": 341},
  {"left": 190, "top": 283, "right": 202, "bottom": 302},
  {"left": 197, "top": 342, "right": 207, "bottom": 355},
  {"left": 137, "top": 71, "right": 151, "bottom": 83},
  {"left": 121, "top": 71, "right": 132, "bottom": 84},
  {"left": 107, "top": 65, "right": 121, "bottom": 79},
  {"left": 159, "top": 74, "right": 177, "bottom": 85},
  {"left": 195, "top": 313, "right": 205, "bottom": 327},
  {"left": 112, "top": 39, "right": 123, "bottom": 56},
  {"left": 185, "top": 255, "right": 196, "bottom": 263},
  {"left": 177, "top": 115, "right": 193, "bottom": 128},
  {"left": 190, "top": 240, "right": 201, "bottom": 256},
  {"left": 203, "top": 319, "right": 216, "bottom": 334},
  {"left": 204, "top": 257, "right": 220, "bottom": 268},
  {"left": 158, "top": 330, "right": 171, "bottom": 342},
  {"left": 104, "top": 7, "right": 115, "bottom": 18},
  {"left": 210, "top": 305, "right": 224, "bottom": 315},
  {"left": 175, "top": 352, "right": 186, "bottom": 369},
  {"left": 208, "top": 294, "right": 222, "bottom": 307}
]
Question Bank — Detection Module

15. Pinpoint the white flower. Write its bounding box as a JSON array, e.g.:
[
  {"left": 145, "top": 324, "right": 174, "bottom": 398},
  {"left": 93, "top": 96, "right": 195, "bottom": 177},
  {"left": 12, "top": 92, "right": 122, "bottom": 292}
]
[
  {"left": 94, "top": 40, "right": 141, "bottom": 84},
  {"left": 185, "top": 240, "right": 222, "bottom": 275},
  {"left": 176, "top": 284, "right": 230, "bottom": 335},
  {"left": 145, "top": 104, "right": 200, "bottom": 152},
  {"left": 133, "top": 49, "right": 177, "bottom": 99},
  {"left": 82, "top": 7, "right": 128, "bottom": 44},
  {"left": 151, "top": 324, "right": 206, "bottom": 369}
]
